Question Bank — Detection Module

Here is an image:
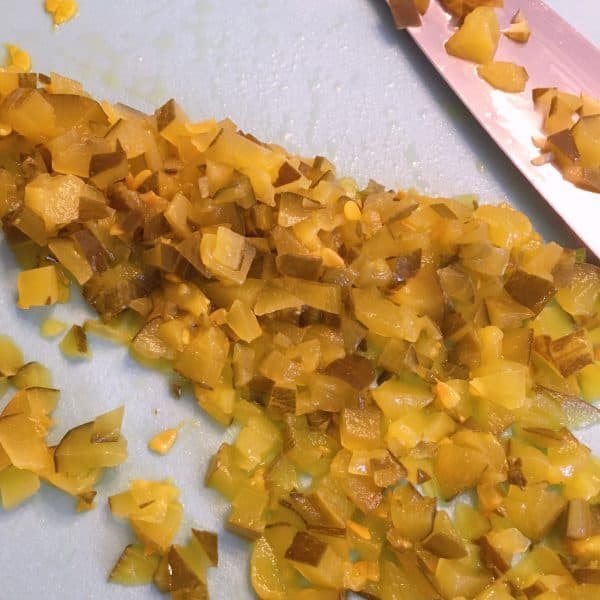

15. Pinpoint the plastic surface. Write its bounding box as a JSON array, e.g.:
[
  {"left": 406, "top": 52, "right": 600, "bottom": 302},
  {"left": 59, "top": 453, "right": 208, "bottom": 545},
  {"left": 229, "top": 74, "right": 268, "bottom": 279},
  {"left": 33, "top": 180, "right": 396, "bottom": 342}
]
[{"left": 0, "top": 1, "right": 598, "bottom": 599}]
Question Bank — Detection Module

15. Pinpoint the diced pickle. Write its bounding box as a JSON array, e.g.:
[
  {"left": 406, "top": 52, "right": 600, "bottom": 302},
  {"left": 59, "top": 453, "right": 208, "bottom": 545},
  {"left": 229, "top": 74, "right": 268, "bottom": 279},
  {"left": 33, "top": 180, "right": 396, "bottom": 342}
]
[
  {"left": 0, "top": 413, "right": 53, "bottom": 471},
  {"left": 503, "top": 9, "right": 531, "bottom": 43},
  {"left": 59, "top": 325, "right": 91, "bottom": 359},
  {"left": 54, "top": 419, "right": 127, "bottom": 472},
  {"left": 0, "top": 466, "right": 40, "bottom": 510},
  {"left": 505, "top": 270, "right": 557, "bottom": 315},
  {"left": 1, "top": 88, "right": 56, "bottom": 143},
  {"left": 284, "top": 531, "right": 345, "bottom": 589},
  {"left": 386, "top": 0, "right": 422, "bottom": 29},
  {"left": 175, "top": 326, "right": 229, "bottom": 388},
  {"left": 435, "top": 559, "right": 493, "bottom": 600},
  {"left": 340, "top": 408, "right": 382, "bottom": 451},
  {"left": 10, "top": 362, "right": 52, "bottom": 389},
  {"left": 91, "top": 406, "right": 124, "bottom": 443},
  {"left": 17, "top": 265, "right": 68, "bottom": 309},
  {"left": 390, "top": 484, "right": 436, "bottom": 541},
  {"left": 109, "top": 479, "right": 183, "bottom": 554},
  {"left": 226, "top": 299, "right": 262, "bottom": 342},
  {"left": 0, "top": 336, "right": 24, "bottom": 377},
  {"left": 503, "top": 483, "right": 567, "bottom": 541},
  {"left": 251, "top": 536, "right": 290, "bottom": 599},
  {"left": 227, "top": 478, "right": 269, "bottom": 540},
  {"left": 567, "top": 498, "right": 593, "bottom": 540},
  {"left": 444, "top": 7, "right": 500, "bottom": 64},
  {"left": 423, "top": 510, "right": 468, "bottom": 559},
  {"left": 434, "top": 441, "right": 488, "bottom": 500},
  {"left": 108, "top": 544, "right": 160, "bottom": 586},
  {"left": 548, "top": 329, "right": 594, "bottom": 377},
  {"left": 48, "top": 238, "right": 93, "bottom": 285}
]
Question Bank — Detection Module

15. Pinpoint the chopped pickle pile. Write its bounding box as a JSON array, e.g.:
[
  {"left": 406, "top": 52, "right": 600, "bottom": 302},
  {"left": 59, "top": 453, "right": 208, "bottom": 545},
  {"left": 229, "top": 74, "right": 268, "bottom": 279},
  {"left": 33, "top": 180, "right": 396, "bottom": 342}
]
[
  {"left": 109, "top": 479, "right": 218, "bottom": 596},
  {"left": 0, "top": 336, "right": 127, "bottom": 510},
  {"left": 1, "top": 72, "right": 600, "bottom": 599}
]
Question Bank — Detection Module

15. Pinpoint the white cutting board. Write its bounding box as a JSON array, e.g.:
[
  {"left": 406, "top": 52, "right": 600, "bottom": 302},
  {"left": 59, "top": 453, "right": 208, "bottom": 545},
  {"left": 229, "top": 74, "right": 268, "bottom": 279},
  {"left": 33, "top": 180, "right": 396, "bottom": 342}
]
[{"left": 0, "top": 1, "right": 598, "bottom": 598}]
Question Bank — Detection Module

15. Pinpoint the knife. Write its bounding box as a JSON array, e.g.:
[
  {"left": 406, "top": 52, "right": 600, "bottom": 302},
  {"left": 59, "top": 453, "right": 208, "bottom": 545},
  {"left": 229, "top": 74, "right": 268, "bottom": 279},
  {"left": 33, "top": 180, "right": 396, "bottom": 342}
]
[{"left": 392, "top": 0, "right": 600, "bottom": 258}]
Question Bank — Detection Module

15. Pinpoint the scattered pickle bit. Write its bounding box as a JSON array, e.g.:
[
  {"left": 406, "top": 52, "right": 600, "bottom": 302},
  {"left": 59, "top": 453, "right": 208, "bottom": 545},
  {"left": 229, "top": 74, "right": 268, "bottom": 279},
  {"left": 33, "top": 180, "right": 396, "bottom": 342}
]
[
  {"left": 40, "top": 317, "right": 67, "bottom": 338},
  {"left": 0, "top": 465, "right": 41, "bottom": 510},
  {"left": 1, "top": 73, "right": 600, "bottom": 599},
  {"left": 10, "top": 361, "right": 52, "bottom": 389},
  {"left": 59, "top": 324, "right": 91, "bottom": 359},
  {"left": 76, "top": 490, "right": 97, "bottom": 512},
  {"left": 17, "top": 265, "right": 69, "bottom": 309},
  {"left": 91, "top": 406, "right": 125, "bottom": 443},
  {"left": 2, "top": 44, "right": 31, "bottom": 72},
  {"left": 148, "top": 428, "right": 178, "bottom": 455},
  {"left": 108, "top": 480, "right": 217, "bottom": 595},
  {"left": 0, "top": 337, "right": 127, "bottom": 511},
  {"left": 53, "top": 406, "right": 128, "bottom": 472},
  {"left": 532, "top": 87, "right": 600, "bottom": 192},
  {"left": 45, "top": 0, "right": 78, "bottom": 26},
  {"left": 192, "top": 529, "right": 219, "bottom": 567},
  {"left": 153, "top": 531, "right": 217, "bottom": 596},
  {"left": 108, "top": 544, "right": 160, "bottom": 586}
]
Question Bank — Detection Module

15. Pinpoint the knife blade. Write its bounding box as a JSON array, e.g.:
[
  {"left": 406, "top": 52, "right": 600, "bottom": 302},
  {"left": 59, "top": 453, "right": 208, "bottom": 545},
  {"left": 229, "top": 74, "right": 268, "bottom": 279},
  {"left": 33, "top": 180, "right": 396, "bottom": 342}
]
[{"left": 402, "top": 0, "right": 600, "bottom": 257}]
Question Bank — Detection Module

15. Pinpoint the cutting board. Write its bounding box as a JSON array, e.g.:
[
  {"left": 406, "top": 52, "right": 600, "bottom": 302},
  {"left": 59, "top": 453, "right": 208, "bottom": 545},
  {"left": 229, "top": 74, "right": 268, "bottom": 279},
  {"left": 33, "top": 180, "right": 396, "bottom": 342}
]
[{"left": 0, "top": 1, "right": 599, "bottom": 598}]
